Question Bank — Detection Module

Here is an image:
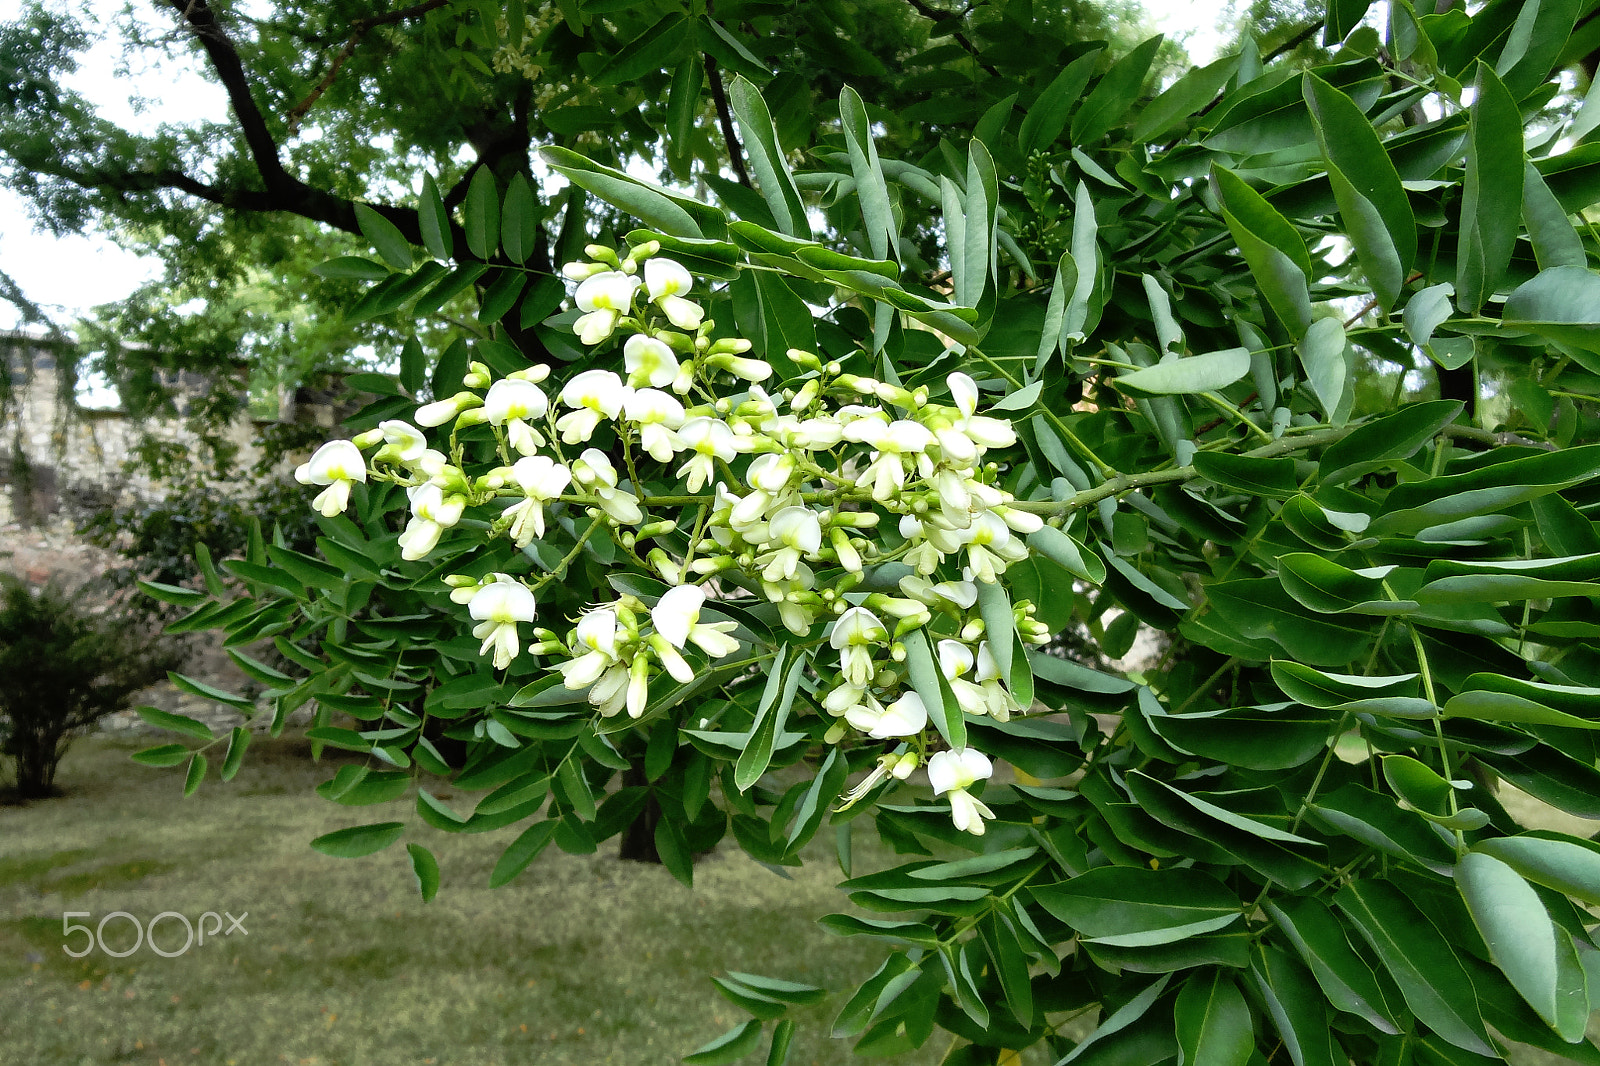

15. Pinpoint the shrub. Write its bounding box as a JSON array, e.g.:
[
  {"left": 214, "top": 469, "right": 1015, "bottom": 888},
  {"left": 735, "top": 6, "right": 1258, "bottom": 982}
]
[{"left": 0, "top": 577, "right": 178, "bottom": 798}]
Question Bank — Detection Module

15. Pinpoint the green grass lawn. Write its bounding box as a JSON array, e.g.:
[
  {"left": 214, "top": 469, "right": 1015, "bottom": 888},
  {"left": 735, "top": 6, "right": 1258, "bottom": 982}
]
[{"left": 0, "top": 734, "right": 946, "bottom": 1066}]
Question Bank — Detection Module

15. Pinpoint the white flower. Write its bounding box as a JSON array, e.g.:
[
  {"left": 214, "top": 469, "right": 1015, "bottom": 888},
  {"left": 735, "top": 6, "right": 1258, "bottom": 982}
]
[
  {"left": 468, "top": 575, "right": 538, "bottom": 670},
  {"left": 651, "top": 585, "right": 741, "bottom": 681},
  {"left": 676, "top": 417, "right": 739, "bottom": 492},
  {"left": 571, "top": 448, "right": 644, "bottom": 525},
  {"left": 761, "top": 506, "right": 822, "bottom": 582},
  {"left": 961, "top": 511, "right": 1029, "bottom": 583},
  {"left": 561, "top": 607, "right": 623, "bottom": 688},
  {"left": 556, "top": 369, "right": 629, "bottom": 444},
  {"left": 830, "top": 606, "right": 887, "bottom": 687},
  {"left": 975, "top": 641, "right": 1021, "bottom": 722},
  {"left": 295, "top": 440, "right": 367, "bottom": 517},
  {"left": 573, "top": 271, "right": 641, "bottom": 345},
  {"left": 623, "top": 388, "right": 686, "bottom": 462},
  {"left": 927, "top": 747, "right": 996, "bottom": 836},
  {"left": 376, "top": 420, "right": 427, "bottom": 463},
  {"left": 483, "top": 378, "right": 549, "bottom": 454},
  {"left": 644, "top": 258, "right": 705, "bottom": 330},
  {"left": 899, "top": 575, "right": 979, "bottom": 610},
  {"left": 503, "top": 455, "right": 572, "bottom": 546},
  {"left": 938, "top": 372, "right": 1017, "bottom": 462},
  {"left": 624, "top": 333, "right": 681, "bottom": 388},
  {"left": 397, "top": 483, "right": 467, "bottom": 560},
  {"left": 846, "top": 690, "right": 928, "bottom": 739},
  {"left": 854, "top": 420, "right": 936, "bottom": 502}
]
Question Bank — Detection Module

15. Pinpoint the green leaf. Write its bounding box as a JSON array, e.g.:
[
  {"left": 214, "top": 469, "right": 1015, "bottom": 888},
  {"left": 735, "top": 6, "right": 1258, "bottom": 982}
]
[
  {"left": 1132, "top": 53, "right": 1238, "bottom": 143},
  {"left": 220, "top": 727, "right": 249, "bottom": 782},
  {"left": 1457, "top": 850, "right": 1587, "bottom": 1041},
  {"left": 501, "top": 172, "right": 538, "bottom": 265},
  {"left": 1503, "top": 266, "right": 1600, "bottom": 358},
  {"left": 1443, "top": 690, "right": 1600, "bottom": 730},
  {"left": 839, "top": 86, "right": 897, "bottom": 262},
  {"left": 1304, "top": 74, "right": 1414, "bottom": 310},
  {"left": 1297, "top": 317, "right": 1349, "bottom": 422},
  {"left": 1249, "top": 942, "right": 1341, "bottom": 1066},
  {"left": 728, "top": 76, "right": 808, "bottom": 239},
  {"left": 1334, "top": 880, "right": 1495, "bottom": 1055},
  {"left": 1019, "top": 48, "right": 1103, "bottom": 153},
  {"left": 542, "top": 146, "right": 714, "bottom": 240},
  {"left": 174, "top": 753, "right": 203, "bottom": 797},
  {"left": 1195, "top": 452, "right": 1299, "bottom": 497},
  {"left": 1264, "top": 897, "right": 1405, "bottom": 1034},
  {"left": 735, "top": 649, "right": 805, "bottom": 791},
  {"left": 406, "top": 842, "right": 439, "bottom": 902},
  {"left": 1327, "top": 0, "right": 1375, "bottom": 42},
  {"left": 1061, "top": 181, "right": 1105, "bottom": 343},
  {"left": 724, "top": 971, "right": 827, "bottom": 1006},
  {"left": 313, "top": 255, "right": 392, "bottom": 281},
  {"left": 683, "top": 1020, "right": 763, "bottom": 1065},
  {"left": 1073, "top": 35, "right": 1164, "bottom": 145},
  {"left": 594, "top": 12, "right": 691, "bottom": 85},
  {"left": 135, "top": 706, "right": 215, "bottom": 741},
  {"left": 1175, "top": 969, "right": 1253, "bottom": 1066},
  {"left": 1372, "top": 444, "right": 1600, "bottom": 535},
  {"left": 1213, "top": 167, "right": 1313, "bottom": 336},
  {"left": 1276, "top": 554, "right": 1414, "bottom": 615},
  {"left": 168, "top": 671, "right": 255, "bottom": 713},
  {"left": 1114, "top": 347, "right": 1250, "bottom": 396},
  {"left": 1457, "top": 63, "right": 1524, "bottom": 312},
  {"left": 1523, "top": 161, "right": 1586, "bottom": 270},
  {"left": 310, "top": 821, "right": 406, "bottom": 859},
  {"left": 902, "top": 628, "right": 964, "bottom": 750},
  {"left": 1319, "top": 399, "right": 1462, "bottom": 483},
  {"left": 555, "top": 757, "right": 595, "bottom": 822},
  {"left": 1149, "top": 703, "right": 1334, "bottom": 771},
  {"left": 1475, "top": 833, "right": 1600, "bottom": 907},
  {"left": 418, "top": 173, "right": 452, "bottom": 261},
  {"left": 730, "top": 271, "right": 813, "bottom": 379},
  {"left": 1030, "top": 866, "right": 1242, "bottom": 947},
  {"left": 354, "top": 202, "right": 413, "bottom": 271},
  {"left": 1306, "top": 783, "right": 1458, "bottom": 873},
  {"left": 489, "top": 820, "right": 558, "bottom": 888},
  {"left": 463, "top": 167, "right": 499, "bottom": 260},
  {"left": 766, "top": 1019, "right": 795, "bottom": 1066},
  {"left": 1403, "top": 283, "right": 1456, "bottom": 346},
  {"left": 1026, "top": 526, "right": 1106, "bottom": 584},
  {"left": 131, "top": 743, "right": 189, "bottom": 768}
]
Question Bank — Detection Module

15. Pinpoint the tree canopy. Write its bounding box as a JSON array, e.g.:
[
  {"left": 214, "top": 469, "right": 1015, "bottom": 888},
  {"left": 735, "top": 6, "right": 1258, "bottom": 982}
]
[{"left": 18, "top": 1, "right": 1600, "bottom": 1065}]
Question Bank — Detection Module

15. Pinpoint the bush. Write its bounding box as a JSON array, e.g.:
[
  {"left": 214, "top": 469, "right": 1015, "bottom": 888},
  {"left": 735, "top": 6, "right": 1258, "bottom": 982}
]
[{"left": 0, "top": 577, "right": 178, "bottom": 798}]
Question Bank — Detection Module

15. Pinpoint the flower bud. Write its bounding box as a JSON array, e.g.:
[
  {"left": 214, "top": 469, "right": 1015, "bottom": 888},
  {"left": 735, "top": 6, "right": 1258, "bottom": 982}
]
[
  {"left": 352, "top": 428, "right": 385, "bottom": 449},
  {"left": 823, "top": 721, "right": 846, "bottom": 744},
  {"left": 584, "top": 244, "right": 620, "bottom": 267},
  {"left": 463, "top": 361, "right": 493, "bottom": 389}
]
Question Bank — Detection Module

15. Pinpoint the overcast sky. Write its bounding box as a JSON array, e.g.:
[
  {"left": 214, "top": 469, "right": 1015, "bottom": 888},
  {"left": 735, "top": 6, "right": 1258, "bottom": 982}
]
[{"left": 0, "top": 2, "right": 1233, "bottom": 336}]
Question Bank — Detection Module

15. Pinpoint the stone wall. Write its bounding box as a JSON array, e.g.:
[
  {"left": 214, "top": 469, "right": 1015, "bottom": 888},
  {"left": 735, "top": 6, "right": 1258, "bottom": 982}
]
[{"left": 0, "top": 331, "right": 314, "bottom": 737}]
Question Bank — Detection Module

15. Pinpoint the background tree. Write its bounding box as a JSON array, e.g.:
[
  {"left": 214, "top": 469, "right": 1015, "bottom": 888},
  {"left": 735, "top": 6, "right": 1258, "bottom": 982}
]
[{"left": 0, "top": 577, "right": 177, "bottom": 798}]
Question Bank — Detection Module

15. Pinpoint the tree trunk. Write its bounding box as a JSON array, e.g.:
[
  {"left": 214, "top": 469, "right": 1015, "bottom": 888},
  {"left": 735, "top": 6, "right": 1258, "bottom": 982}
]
[{"left": 617, "top": 761, "right": 662, "bottom": 863}]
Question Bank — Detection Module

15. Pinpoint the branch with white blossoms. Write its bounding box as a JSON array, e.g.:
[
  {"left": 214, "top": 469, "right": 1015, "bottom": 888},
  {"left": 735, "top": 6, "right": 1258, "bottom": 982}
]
[{"left": 295, "top": 238, "right": 1065, "bottom": 836}]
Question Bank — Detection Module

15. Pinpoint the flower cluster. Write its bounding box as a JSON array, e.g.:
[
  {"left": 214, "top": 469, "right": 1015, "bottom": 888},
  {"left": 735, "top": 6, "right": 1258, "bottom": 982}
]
[{"left": 293, "top": 240, "right": 1057, "bottom": 835}]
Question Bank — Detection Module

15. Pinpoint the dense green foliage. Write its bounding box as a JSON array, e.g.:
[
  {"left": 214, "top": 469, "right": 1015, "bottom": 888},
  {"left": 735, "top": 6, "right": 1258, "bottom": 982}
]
[{"left": 29, "top": 0, "right": 1600, "bottom": 1063}]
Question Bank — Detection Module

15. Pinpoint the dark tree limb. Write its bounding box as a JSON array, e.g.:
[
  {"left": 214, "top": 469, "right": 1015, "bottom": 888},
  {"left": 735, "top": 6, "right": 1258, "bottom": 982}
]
[{"left": 705, "top": 53, "right": 752, "bottom": 189}]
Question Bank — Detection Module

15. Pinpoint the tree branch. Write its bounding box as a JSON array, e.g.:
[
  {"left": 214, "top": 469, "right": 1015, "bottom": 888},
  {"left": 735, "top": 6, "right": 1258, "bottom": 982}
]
[
  {"left": 285, "top": 0, "right": 453, "bottom": 135},
  {"left": 704, "top": 53, "right": 752, "bottom": 189}
]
